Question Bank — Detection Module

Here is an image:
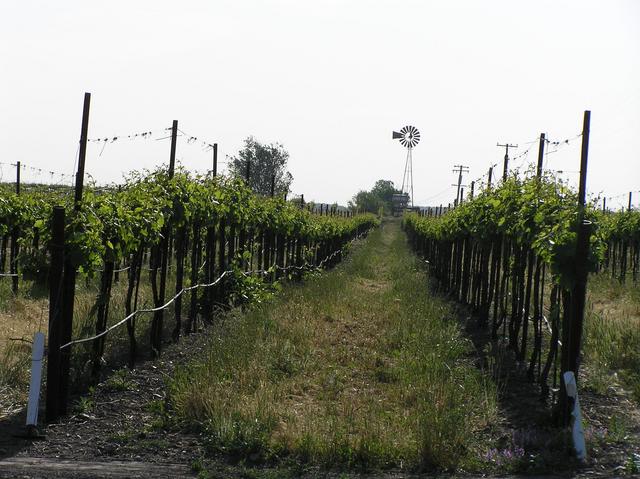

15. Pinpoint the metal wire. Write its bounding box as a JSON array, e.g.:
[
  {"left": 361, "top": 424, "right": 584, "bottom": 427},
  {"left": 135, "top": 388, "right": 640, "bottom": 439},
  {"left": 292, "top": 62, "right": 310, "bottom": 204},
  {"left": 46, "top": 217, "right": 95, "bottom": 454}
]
[{"left": 58, "top": 228, "right": 372, "bottom": 351}]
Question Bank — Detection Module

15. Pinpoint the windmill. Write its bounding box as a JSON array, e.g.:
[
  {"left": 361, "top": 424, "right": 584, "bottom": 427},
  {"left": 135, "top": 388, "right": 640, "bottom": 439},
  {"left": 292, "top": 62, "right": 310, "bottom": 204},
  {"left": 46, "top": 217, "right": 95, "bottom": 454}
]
[{"left": 392, "top": 125, "right": 420, "bottom": 209}]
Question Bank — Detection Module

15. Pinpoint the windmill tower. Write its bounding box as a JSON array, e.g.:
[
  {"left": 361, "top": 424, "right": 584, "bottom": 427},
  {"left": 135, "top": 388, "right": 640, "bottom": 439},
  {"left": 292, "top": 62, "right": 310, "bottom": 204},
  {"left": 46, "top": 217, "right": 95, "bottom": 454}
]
[{"left": 392, "top": 125, "right": 420, "bottom": 209}]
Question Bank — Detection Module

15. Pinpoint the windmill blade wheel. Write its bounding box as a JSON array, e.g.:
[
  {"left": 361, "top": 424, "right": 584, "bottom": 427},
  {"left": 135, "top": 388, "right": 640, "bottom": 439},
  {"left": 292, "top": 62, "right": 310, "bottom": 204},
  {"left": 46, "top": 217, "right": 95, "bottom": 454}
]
[{"left": 394, "top": 125, "right": 420, "bottom": 148}]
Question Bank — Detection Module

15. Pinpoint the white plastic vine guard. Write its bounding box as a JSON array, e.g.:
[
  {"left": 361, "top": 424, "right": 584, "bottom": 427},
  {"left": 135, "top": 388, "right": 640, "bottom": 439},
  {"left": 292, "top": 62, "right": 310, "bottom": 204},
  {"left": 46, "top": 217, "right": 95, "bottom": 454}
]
[
  {"left": 564, "top": 371, "right": 586, "bottom": 462},
  {"left": 26, "top": 332, "right": 45, "bottom": 429}
]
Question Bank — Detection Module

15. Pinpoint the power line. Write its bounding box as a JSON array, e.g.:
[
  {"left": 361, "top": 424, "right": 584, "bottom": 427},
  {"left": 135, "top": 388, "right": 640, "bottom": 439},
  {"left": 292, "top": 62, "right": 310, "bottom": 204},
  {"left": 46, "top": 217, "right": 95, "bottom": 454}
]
[{"left": 419, "top": 185, "right": 456, "bottom": 204}]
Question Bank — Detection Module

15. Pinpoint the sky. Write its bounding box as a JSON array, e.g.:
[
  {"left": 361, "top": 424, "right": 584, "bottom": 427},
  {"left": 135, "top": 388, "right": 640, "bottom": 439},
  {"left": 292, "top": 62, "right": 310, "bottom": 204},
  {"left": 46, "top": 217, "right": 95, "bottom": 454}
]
[{"left": 1, "top": 0, "right": 639, "bottom": 209}]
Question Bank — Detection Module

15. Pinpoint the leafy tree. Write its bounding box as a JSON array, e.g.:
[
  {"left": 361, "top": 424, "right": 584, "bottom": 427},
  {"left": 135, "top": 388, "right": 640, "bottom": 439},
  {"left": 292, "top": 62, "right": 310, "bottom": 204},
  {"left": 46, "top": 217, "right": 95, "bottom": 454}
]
[
  {"left": 228, "top": 136, "right": 293, "bottom": 196},
  {"left": 370, "top": 180, "right": 398, "bottom": 203},
  {"left": 349, "top": 179, "right": 401, "bottom": 214}
]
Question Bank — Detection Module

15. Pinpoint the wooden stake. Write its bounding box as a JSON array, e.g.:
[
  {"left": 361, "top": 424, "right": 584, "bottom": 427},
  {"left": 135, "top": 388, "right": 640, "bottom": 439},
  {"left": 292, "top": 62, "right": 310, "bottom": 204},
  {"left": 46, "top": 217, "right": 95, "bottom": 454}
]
[
  {"left": 537, "top": 133, "right": 546, "bottom": 178},
  {"left": 213, "top": 143, "right": 218, "bottom": 177},
  {"left": 559, "top": 110, "right": 591, "bottom": 425},
  {"left": 169, "top": 120, "right": 177, "bottom": 178},
  {"left": 59, "top": 93, "right": 91, "bottom": 415},
  {"left": 46, "top": 206, "right": 65, "bottom": 422},
  {"left": 16, "top": 161, "right": 20, "bottom": 195}
]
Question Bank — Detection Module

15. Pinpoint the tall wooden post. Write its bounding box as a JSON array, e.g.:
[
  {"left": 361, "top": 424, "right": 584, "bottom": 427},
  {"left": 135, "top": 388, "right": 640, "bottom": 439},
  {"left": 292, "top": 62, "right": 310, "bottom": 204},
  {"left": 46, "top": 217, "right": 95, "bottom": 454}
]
[
  {"left": 168, "top": 120, "right": 177, "bottom": 177},
  {"left": 559, "top": 110, "right": 591, "bottom": 424},
  {"left": 487, "top": 166, "right": 493, "bottom": 190},
  {"left": 629, "top": 192, "right": 633, "bottom": 211},
  {"left": 15, "top": 161, "right": 20, "bottom": 195},
  {"left": 169, "top": 121, "right": 181, "bottom": 341},
  {"left": 152, "top": 120, "right": 177, "bottom": 355},
  {"left": 73, "top": 94, "right": 90, "bottom": 206},
  {"left": 10, "top": 161, "right": 21, "bottom": 293},
  {"left": 60, "top": 92, "right": 91, "bottom": 415},
  {"left": 536, "top": 133, "right": 546, "bottom": 178},
  {"left": 212, "top": 143, "right": 218, "bottom": 177},
  {"left": 46, "top": 206, "right": 65, "bottom": 423}
]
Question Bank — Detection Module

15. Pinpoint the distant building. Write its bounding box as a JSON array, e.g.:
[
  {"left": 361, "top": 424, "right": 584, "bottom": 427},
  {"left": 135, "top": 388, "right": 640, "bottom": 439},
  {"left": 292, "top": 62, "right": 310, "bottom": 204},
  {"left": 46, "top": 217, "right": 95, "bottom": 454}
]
[{"left": 392, "top": 193, "right": 410, "bottom": 216}]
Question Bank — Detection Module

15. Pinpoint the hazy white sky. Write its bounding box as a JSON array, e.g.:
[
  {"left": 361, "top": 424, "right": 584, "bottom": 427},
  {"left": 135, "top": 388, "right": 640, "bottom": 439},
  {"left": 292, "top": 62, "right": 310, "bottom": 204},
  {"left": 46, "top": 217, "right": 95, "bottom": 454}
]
[{"left": 1, "top": 0, "right": 639, "bottom": 208}]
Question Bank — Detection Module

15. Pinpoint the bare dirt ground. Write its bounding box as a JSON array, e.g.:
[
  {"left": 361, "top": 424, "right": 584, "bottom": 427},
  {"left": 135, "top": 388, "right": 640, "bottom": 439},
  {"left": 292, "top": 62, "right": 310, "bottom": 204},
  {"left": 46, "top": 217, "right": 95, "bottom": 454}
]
[{"left": 0, "top": 331, "right": 210, "bottom": 478}]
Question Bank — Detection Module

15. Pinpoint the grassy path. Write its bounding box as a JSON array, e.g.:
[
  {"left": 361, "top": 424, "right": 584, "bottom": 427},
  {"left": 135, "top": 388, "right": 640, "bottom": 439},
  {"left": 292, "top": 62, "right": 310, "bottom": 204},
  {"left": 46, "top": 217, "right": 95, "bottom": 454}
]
[{"left": 170, "top": 219, "right": 497, "bottom": 471}]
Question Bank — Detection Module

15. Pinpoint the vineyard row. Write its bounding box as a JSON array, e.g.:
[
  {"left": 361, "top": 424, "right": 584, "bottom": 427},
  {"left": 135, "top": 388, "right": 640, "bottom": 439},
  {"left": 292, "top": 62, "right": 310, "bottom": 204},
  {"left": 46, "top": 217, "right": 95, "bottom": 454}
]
[
  {"left": 404, "top": 167, "right": 639, "bottom": 424},
  {"left": 1, "top": 168, "right": 379, "bottom": 421}
]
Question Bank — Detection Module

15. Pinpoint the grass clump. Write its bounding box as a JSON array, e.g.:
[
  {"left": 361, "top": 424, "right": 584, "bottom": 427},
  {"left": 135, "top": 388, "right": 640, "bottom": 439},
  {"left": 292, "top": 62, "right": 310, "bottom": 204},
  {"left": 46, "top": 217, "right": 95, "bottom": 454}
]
[
  {"left": 102, "top": 368, "right": 135, "bottom": 392},
  {"left": 169, "top": 219, "right": 497, "bottom": 472}
]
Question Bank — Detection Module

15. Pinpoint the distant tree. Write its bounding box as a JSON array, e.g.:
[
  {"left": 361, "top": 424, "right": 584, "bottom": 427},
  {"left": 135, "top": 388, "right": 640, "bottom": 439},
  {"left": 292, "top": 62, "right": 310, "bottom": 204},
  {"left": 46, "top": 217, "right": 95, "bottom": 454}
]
[
  {"left": 370, "top": 180, "right": 399, "bottom": 207},
  {"left": 349, "top": 179, "right": 401, "bottom": 214},
  {"left": 349, "top": 190, "right": 379, "bottom": 213},
  {"left": 228, "top": 136, "right": 293, "bottom": 196}
]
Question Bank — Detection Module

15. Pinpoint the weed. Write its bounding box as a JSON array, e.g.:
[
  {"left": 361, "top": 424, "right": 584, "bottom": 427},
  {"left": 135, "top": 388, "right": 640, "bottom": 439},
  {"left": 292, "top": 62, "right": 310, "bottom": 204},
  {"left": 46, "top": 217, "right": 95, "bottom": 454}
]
[
  {"left": 607, "top": 413, "right": 629, "bottom": 443},
  {"left": 624, "top": 453, "right": 640, "bottom": 474},
  {"left": 102, "top": 368, "right": 135, "bottom": 392},
  {"left": 72, "top": 395, "right": 95, "bottom": 414}
]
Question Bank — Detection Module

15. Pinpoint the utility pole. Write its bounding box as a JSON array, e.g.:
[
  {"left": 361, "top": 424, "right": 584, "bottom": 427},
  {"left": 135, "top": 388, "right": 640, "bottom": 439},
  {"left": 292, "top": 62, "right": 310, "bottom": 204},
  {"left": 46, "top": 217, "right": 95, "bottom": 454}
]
[
  {"left": 497, "top": 142, "right": 518, "bottom": 181},
  {"left": 629, "top": 192, "right": 633, "bottom": 211},
  {"left": 487, "top": 166, "right": 493, "bottom": 190},
  {"left": 452, "top": 165, "right": 469, "bottom": 206}
]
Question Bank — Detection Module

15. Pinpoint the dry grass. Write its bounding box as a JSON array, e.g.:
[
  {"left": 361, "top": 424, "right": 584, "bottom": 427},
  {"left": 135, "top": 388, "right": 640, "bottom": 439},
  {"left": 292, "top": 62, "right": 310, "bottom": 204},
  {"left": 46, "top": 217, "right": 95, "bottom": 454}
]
[
  {"left": 169, "top": 220, "right": 497, "bottom": 471},
  {"left": 584, "top": 273, "right": 640, "bottom": 401},
  {"left": 0, "top": 296, "right": 48, "bottom": 343},
  {"left": 588, "top": 273, "right": 640, "bottom": 323},
  {"left": 0, "top": 282, "right": 50, "bottom": 415},
  {"left": 0, "top": 270, "right": 163, "bottom": 413}
]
